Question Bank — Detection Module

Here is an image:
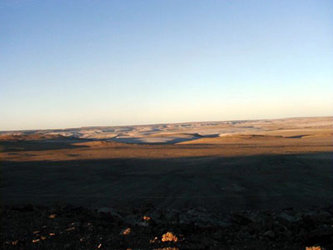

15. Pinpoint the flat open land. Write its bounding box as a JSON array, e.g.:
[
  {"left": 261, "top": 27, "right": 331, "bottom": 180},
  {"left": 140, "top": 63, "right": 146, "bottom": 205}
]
[
  {"left": 1, "top": 116, "right": 332, "bottom": 210},
  {"left": 1, "top": 117, "right": 333, "bottom": 249}
]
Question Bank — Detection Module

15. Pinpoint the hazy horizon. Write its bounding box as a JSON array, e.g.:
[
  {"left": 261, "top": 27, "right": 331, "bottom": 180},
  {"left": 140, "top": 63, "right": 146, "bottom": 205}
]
[
  {"left": 1, "top": 0, "right": 332, "bottom": 131},
  {"left": 0, "top": 115, "right": 331, "bottom": 132}
]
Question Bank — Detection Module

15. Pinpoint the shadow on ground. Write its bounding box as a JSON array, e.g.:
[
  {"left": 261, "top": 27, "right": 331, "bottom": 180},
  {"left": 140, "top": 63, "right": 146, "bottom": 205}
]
[{"left": 2, "top": 153, "right": 332, "bottom": 212}]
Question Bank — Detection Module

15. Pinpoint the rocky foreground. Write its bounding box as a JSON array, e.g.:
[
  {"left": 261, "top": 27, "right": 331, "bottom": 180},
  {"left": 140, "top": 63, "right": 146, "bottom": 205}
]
[{"left": 1, "top": 204, "right": 332, "bottom": 250}]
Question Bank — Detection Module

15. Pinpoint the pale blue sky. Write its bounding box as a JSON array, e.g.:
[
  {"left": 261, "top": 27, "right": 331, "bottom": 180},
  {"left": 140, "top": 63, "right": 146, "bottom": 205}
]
[{"left": 1, "top": 0, "right": 332, "bottom": 130}]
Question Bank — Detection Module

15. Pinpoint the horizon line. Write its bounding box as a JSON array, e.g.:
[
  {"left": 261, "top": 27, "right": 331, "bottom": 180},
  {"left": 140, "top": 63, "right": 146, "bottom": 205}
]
[{"left": 1, "top": 115, "right": 332, "bottom": 133}]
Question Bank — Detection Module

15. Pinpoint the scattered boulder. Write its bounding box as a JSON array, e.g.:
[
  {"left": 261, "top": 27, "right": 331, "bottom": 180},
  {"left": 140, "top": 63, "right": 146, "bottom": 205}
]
[
  {"left": 2, "top": 204, "right": 333, "bottom": 249},
  {"left": 161, "top": 232, "right": 178, "bottom": 242}
]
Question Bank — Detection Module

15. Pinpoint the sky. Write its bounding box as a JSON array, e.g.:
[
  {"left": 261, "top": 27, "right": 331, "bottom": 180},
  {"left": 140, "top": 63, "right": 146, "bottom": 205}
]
[{"left": 0, "top": 0, "right": 332, "bottom": 131}]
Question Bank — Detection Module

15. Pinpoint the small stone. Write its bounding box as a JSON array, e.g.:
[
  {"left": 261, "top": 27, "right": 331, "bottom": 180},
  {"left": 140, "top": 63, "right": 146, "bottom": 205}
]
[
  {"left": 150, "top": 236, "right": 159, "bottom": 243},
  {"left": 121, "top": 228, "right": 131, "bottom": 235},
  {"left": 65, "top": 227, "right": 75, "bottom": 231},
  {"left": 11, "top": 240, "right": 18, "bottom": 245},
  {"left": 49, "top": 214, "right": 56, "bottom": 219},
  {"left": 98, "top": 207, "right": 111, "bottom": 213},
  {"left": 263, "top": 230, "right": 275, "bottom": 238},
  {"left": 143, "top": 215, "right": 151, "bottom": 221},
  {"left": 97, "top": 207, "right": 122, "bottom": 219},
  {"left": 305, "top": 247, "right": 322, "bottom": 250},
  {"left": 137, "top": 221, "right": 149, "bottom": 227},
  {"left": 277, "top": 212, "right": 297, "bottom": 224},
  {"left": 161, "top": 232, "right": 178, "bottom": 242}
]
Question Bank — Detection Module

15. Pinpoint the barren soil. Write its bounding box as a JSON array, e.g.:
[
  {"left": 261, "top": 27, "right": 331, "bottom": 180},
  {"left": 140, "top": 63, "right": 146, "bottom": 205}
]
[{"left": 1, "top": 117, "right": 332, "bottom": 249}]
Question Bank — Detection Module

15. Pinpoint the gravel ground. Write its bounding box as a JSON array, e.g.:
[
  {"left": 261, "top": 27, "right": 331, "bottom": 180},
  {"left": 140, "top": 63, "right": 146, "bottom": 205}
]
[{"left": 1, "top": 204, "right": 332, "bottom": 250}]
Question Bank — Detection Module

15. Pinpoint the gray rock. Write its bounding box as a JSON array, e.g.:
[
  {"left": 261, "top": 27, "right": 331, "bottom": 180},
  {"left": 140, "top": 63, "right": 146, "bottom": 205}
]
[
  {"left": 123, "top": 214, "right": 139, "bottom": 225},
  {"left": 137, "top": 221, "right": 149, "bottom": 227},
  {"left": 263, "top": 230, "right": 275, "bottom": 238},
  {"left": 97, "top": 207, "right": 112, "bottom": 213},
  {"left": 97, "top": 207, "right": 122, "bottom": 219},
  {"left": 277, "top": 212, "right": 298, "bottom": 224}
]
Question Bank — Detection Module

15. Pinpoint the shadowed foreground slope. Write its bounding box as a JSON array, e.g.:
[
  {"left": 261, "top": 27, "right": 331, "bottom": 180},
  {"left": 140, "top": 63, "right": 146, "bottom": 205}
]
[
  {"left": 2, "top": 153, "right": 332, "bottom": 211},
  {"left": 2, "top": 153, "right": 333, "bottom": 249}
]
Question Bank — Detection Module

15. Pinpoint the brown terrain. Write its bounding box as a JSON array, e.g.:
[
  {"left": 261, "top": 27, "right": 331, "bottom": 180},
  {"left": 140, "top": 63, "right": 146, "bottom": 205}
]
[{"left": 1, "top": 116, "right": 333, "bottom": 249}]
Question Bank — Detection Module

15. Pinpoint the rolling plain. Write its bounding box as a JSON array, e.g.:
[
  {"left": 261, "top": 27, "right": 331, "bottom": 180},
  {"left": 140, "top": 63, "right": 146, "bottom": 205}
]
[
  {"left": 1, "top": 116, "right": 333, "bottom": 249},
  {"left": 1, "top": 116, "right": 332, "bottom": 210}
]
